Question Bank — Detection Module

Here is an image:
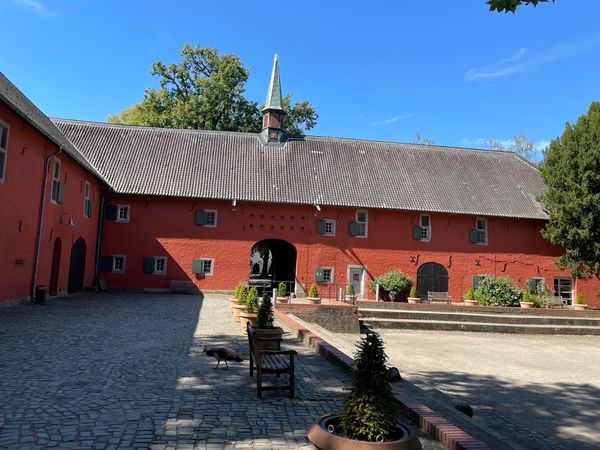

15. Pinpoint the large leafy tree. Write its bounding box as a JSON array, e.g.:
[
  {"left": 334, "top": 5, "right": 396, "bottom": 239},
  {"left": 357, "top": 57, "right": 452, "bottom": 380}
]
[
  {"left": 488, "top": 0, "right": 554, "bottom": 13},
  {"left": 539, "top": 102, "right": 600, "bottom": 279},
  {"left": 109, "top": 44, "right": 318, "bottom": 136}
]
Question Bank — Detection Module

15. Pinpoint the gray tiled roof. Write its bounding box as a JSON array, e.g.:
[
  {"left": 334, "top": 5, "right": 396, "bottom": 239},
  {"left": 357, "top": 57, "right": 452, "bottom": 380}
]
[
  {"left": 0, "top": 72, "right": 103, "bottom": 179},
  {"left": 52, "top": 119, "right": 548, "bottom": 220}
]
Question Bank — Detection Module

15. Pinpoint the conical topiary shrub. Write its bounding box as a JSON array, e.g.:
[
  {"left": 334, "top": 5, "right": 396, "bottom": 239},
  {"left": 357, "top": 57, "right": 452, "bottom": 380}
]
[
  {"left": 256, "top": 292, "right": 274, "bottom": 329},
  {"left": 245, "top": 287, "right": 259, "bottom": 313}
]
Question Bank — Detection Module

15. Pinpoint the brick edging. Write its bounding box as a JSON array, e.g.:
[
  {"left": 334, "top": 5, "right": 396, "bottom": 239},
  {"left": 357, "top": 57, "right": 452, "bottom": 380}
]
[{"left": 274, "top": 308, "right": 490, "bottom": 450}]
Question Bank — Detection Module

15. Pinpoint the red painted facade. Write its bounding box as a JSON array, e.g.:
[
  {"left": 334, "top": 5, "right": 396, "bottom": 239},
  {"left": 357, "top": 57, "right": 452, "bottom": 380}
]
[{"left": 0, "top": 101, "right": 102, "bottom": 302}]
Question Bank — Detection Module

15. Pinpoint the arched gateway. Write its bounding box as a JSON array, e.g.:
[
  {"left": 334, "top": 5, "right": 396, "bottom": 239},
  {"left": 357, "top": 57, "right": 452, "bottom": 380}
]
[
  {"left": 67, "top": 238, "right": 86, "bottom": 293},
  {"left": 416, "top": 262, "right": 449, "bottom": 300},
  {"left": 249, "top": 239, "right": 297, "bottom": 294}
]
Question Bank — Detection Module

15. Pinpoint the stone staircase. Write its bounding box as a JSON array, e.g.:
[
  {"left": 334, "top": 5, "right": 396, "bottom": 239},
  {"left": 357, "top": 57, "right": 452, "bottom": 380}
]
[{"left": 359, "top": 304, "right": 600, "bottom": 335}]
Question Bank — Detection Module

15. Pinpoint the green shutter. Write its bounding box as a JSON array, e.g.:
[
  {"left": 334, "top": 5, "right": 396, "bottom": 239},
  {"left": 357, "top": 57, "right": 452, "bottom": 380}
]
[
  {"left": 472, "top": 275, "right": 486, "bottom": 290},
  {"left": 100, "top": 256, "right": 113, "bottom": 272},
  {"left": 56, "top": 183, "right": 65, "bottom": 204},
  {"left": 143, "top": 258, "right": 155, "bottom": 273},
  {"left": 105, "top": 205, "right": 118, "bottom": 221},
  {"left": 195, "top": 210, "right": 207, "bottom": 225},
  {"left": 469, "top": 229, "right": 479, "bottom": 243},
  {"left": 527, "top": 278, "right": 538, "bottom": 294},
  {"left": 348, "top": 222, "right": 359, "bottom": 236},
  {"left": 315, "top": 268, "right": 324, "bottom": 282},
  {"left": 86, "top": 201, "right": 93, "bottom": 218},
  {"left": 412, "top": 226, "right": 422, "bottom": 240},
  {"left": 191, "top": 259, "right": 204, "bottom": 274},
  {"left": 316, "top": 220, "right": 326, "bottom": 235}
]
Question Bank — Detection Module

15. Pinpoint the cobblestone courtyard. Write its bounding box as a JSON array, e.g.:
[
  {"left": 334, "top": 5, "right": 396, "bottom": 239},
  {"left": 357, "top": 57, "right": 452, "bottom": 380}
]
[{"left": 0, "top": 293, "right": 348, "bottom": 449}]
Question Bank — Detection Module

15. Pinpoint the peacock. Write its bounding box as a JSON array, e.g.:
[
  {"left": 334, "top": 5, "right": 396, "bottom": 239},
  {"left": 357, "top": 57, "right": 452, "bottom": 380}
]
[{"left": 202, "top": 346, "right": 244, "bottom": 369}]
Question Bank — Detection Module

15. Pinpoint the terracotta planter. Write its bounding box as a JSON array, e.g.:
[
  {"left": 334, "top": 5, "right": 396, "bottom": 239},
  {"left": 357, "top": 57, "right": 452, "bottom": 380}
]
[
  {"left": 520, "top": 301, "right": 534, "bottom": 309},
  {"left": 407, "top": 297, "right": 421, "bottom": 304},
  {"left": 308, "top": 414, "right": 421, "bottom": 450},
  {"left": 574, "top": 304, "right": 588, "bottom": 311},
  {"left": 229, "top": 297, "right": 238, "bottom": 313},
  {"left": 277, "top": 296, "right": 290, "bottom": 304},
  {"left": 463, "top": 299, "right": 478, "bottom": 307},
  {"left": 251, "top": 326, "right": 284, "bottom": 350},
  {"left": 239, "top": 312, "right": 258, "bottom": 334},
  {"left": 232, "top": 304, "right": 246, "bottom": 322},
  {"left": 307, "top": 297, "right": 321, "bottom": 305}
]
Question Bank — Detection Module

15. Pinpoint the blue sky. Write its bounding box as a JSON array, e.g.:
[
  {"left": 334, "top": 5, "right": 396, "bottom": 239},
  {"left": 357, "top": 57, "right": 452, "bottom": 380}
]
[{"left": 1, "top": 0, "right": 599, "bottom": 159}]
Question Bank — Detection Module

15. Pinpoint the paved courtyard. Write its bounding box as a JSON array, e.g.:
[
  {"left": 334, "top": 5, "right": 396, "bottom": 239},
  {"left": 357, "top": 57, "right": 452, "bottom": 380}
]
[{"left": 0, "top": 293, "right": 349, "bottom": 449}]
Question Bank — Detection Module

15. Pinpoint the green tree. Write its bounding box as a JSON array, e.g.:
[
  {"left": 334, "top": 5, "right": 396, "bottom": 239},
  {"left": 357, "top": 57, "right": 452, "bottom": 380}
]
[
  {"left": 487, "top": 0, "right": 554, "bottom": 13},
  {"left": 539, "top": 102, "right": 600, "bottom": 279},
  {"left": 108, "top": 43, "right": 318, "bottom": 136}
]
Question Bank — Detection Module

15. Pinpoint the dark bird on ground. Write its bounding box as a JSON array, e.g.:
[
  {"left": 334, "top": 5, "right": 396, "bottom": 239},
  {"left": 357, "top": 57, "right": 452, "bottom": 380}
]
[{"left": 202, "top": 346, "right": 244, "bottom": 369}]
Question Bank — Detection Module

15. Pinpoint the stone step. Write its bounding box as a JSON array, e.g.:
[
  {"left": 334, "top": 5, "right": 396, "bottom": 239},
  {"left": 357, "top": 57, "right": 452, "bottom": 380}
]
[
  {"left": 360, "top": 317, "right": 600, "bottom": 335},
  {"left": 359, "top": 308, "right": 600, "bottom": 327}
]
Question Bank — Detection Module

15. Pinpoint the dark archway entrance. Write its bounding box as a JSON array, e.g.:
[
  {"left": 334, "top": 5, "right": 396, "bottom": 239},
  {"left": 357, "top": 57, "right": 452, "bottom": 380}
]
[
  {"left": 49, "top": 237, "right": 62, "bottom": 296},
  {"left": 68, "top": 238, "right": 86, "bottom": 294},
  {"left": 417, "top": 262, "right": 448, "bottom": 300},
  {"left": 249, "top": 239, "right": 297, "bottom": 294}
]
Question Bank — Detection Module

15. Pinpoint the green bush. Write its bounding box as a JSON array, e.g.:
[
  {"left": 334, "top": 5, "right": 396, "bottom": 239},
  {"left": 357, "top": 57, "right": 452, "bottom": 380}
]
[
  {"left": 370, "top": 270, "right": 413, "bottom": 302},
  {"left": 308, "top": 283, "right": 319, "bottom": 298},
  {"left": 531, "top": 294, "right": 544, "bottom": 308},
  {"left": 245, "top": 287, "right": 259, "bottom": 313},
  {"left": 277, "top": 282, "right": 287, "bottom": 298},
  {"left": 339, "top": 332, "right": 399, "bottom": 441},
  {"left": 522, "top": 290, "right": 531, "bottom": 302},
  {"left": 465, "top": 288, "right": 476, "bottom": 301},
  {"left": 256, "top": 293, "right": 274, "bottom": 329},
  {"left": 475, "top": 277, "right": 521, "bottom": 307},
  {"left": 347, "top": 284, "right": 355, "bottom": 296},
  {"left": 234, "top": 284, "right": 244, "bottom": 300},
  {"left": 577, "top": 293, "right": 585, "bottom": 305},
  {"left": 236, "top": 285, "right": 248, "bottom": 305},
  {"left": 409, "top": 286, "right": 417, "bottom": 298}
]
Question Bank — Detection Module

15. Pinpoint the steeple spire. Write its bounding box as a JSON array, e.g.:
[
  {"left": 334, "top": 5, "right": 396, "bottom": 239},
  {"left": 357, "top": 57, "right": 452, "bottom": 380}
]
[{"left": 261, "top": 54, "right": 286, "bottom": 144}]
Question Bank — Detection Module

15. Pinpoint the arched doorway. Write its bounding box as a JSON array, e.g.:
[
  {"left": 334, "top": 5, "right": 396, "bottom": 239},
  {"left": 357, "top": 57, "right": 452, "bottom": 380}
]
[
  {"left": 417, "top": 262, "right": 448, "bottom": 300},
  {"left": 68, "top": 238, "right": 86, "bottom": 294},
  {"left": 249, "top": 239, "right": 297, "bottom": 293},
  {"left": 49, "top": 237, "right": 62, "bottom": 296}
]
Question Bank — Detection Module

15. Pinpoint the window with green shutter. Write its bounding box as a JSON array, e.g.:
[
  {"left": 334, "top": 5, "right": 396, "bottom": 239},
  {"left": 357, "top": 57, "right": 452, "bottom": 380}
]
[
  {"left": 316, "top": 220, "right": 326, "bottom": 235},
  {"left": 469, "top": 229, "right": 479, "bottom": 243},
  {"left": 472, "top": 275, "right": 488, "bottom": 290},
  {"left": 192, "top": 258, "right": 214, "bottom": 275},
  {"left": 100, "top": 256, "right": 114, "bottom": 272},
  {"left": 412, "top": 226, "right": 422, "bottom": 240},
  {"left": 143, "top": 258, "right": 155, "bottom": 273},
  {"left": 56, "top": 182, "right": 65, "bottom": 204},
  {"left": 527, "top": 278, "right": 544, "bottom": 294},
  {"left": 105, "top": 205, "right": 118, "bottom": 221},
  {"left": 315, "top": 268, "right": 324, "bottom": 282},
  {"left": 349, "top": 222, "right": 359, "bottom": 236}
]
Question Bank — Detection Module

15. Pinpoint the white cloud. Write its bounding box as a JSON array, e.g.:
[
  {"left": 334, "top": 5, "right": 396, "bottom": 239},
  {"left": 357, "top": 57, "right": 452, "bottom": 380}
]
[
  {"left": 370, "top": 114, "right": 412, "bottom": 127},
  {"left": 12, "top": 0, "right": 57, "bottom": 17}
]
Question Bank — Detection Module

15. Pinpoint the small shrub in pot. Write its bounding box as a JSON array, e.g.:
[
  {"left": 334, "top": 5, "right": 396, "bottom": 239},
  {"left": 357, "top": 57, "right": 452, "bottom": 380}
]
[{"left": 370, "top": 270, "right": 413, "bottom": 302}]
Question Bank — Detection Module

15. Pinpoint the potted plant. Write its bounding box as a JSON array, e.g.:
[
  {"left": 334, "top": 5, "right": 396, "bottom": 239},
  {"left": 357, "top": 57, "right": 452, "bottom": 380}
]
[
  {"left": 520, "top": 289, "right": 534, "bottom": 309},
  {"left": 232, "top": 285, "right": 248, "bottom": 322},
  {"left": 463, "top": 288, "right": 477, "bottom": 306},
  {"left": 230, "top": 284, "right": 244, "bottom": 312},
  {"left": 370, "top": 270, "right": 412, "bottom": 302},
  {"left": 407, "top": 286, "right": 420, "bottom": 304},
  {"left": 239, "top": 286, "right": 259, "bottom": 334},
  {"left": 574, "top": 293, "right": 587, "bottom": 311},
  {"left": 307, "top": 283, "right": 321, "bottom": 305},
  {"left": 308, "top": 331, "right": 421, "bottom": 449},
  {"left": 346, "top": 284, "right": 357, "bottom": 303},
  {"left": 251, "top": 292, "right": 284, "bottom": 350},
  {"left": 276, "top": 281, "right": 289, "bottom": 304}
]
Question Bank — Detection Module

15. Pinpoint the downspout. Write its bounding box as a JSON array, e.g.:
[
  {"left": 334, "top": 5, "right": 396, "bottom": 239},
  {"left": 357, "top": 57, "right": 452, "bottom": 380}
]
[
  {"left": 93, "top": 188, "right": 108, "bottom": 287},
  {"left": 31, "top": 147, "right": 62, "bottom": 298}
]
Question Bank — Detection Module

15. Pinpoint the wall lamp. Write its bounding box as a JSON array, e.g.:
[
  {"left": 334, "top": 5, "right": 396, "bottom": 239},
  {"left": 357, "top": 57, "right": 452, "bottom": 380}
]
[{"left": 60, "top": 213, "right": 75, "bottom": 227}]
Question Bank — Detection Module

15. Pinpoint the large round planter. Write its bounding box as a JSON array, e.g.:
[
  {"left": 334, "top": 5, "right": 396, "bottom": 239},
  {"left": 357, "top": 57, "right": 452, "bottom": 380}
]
[
  {"left": 277, "top": 296, "right": 290, "bottom": 304},
  {"left": 520, "top": 301, "right": 534, "bottom": 309},
  {"left": 308, "top": 414, "right": 421, "bottom": 450},
  {"left": 407, "top": 297, "right": 421, "bottom": 304},
  {"left": 229, "top": 297, "right": 238, "bottom": 313},
  {"left": 307, "top": 297, "right": 322, "bottom": 305},
  {"left": 232, "top": 304, "right": 246, "bottom": 322},
  {"left": 463, "top": 299, "right": 478, "bottom": 307},
  {"left": 574, "top": 304, "right": 588, "bottom": 311},
  {"left": 251, "top": 326, "right": 284, "bottom": 350},
  {"left": 239, "top": 312, "right": 258, "bottom": 334}
]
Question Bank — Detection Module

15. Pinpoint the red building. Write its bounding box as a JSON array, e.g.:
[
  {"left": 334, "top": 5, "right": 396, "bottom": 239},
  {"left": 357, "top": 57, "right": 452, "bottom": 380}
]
[{"left": 1, "top": 58, "right": 599, "bottom": 307}]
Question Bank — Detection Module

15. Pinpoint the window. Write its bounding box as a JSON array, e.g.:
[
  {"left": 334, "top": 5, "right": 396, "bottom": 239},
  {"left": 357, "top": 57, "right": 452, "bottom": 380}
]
[
  {"left": 469, "top": 217, "right": 487, "bottom": 244},
  {"left": 315, "top": 267, "right": 334, "bottom": 283},
  {"left": 144, "top": 256, "right": 168, "bottom": 274},
  {"left": 195, "top": 209, "right": 217, "bottom": 227},
  {"left": 472, "top": 275, "right": 488, "bottom": 290},
  {"left": 116, "top": 205, "right": 130, "bottom": 223},
  {"left": 316, "top": 219, "right": 336, "bottom": 236},
  {"left": 51, "top": 158, "right": 61, "bottom": 203},
  {"left": 0, "top": 121, "right": 8, "bottom": 183},
  {"left": 354, "top": 210, "right": 368, "bottom": 237},
  {"left": 83, "top": 181, "right": 92, "bottom": 218},
  {"left": 554, "top": 277, "right": 573, "bottom": 305},
  {"left": 112, "top": 255, "right": 125, "bottom": 273},
  {"left": 527, "top": 278, "right": 545, "bottom": 294},
  {"left": 420, "top": 214, "right": 431, "bottom": 241},
  {"left": 192, "top": 258, "right": 214, "bottom": 276}
]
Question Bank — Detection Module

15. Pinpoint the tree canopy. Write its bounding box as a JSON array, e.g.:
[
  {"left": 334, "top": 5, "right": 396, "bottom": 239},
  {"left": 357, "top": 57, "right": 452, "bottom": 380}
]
[
  {"left": 487, "top": 134, "right": 537, "bottom": 163},
  {"left": 487, "top": 0, "right": 554, "bottom": 13},
  {"left": 539, "top": 102, "right": 600, "bottom": 279},
  {"left": 108, "top": 44, "right": 318, "bottom": 136}
]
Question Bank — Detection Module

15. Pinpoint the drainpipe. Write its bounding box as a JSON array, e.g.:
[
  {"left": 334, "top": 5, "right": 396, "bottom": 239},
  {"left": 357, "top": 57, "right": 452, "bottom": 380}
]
[{"left": 31, "top": 147, "right": 62, "bottom": 299}]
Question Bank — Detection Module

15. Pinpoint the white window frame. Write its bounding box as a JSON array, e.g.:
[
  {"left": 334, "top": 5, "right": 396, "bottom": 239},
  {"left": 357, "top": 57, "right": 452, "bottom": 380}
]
[
  {"left": 154, "top": 256, "right": 167, "bottom": 275},
  {"left": 553, "top": 277, "right": 573, "bottom": 305},
  {"left": 116, "top": 204, "right": 130, "bottom": 223},
  {"left": 83, "top": 181, "right": 91, "bottom": 218},
  {"left": 322, "top": 267, "right": 334, "bottom": 284},
  {"left": 475, "top": 217, "right": 487, "bottom": 245},
  {"left": 199, "top": 258, "right": 214, "bottom": 276},
  {"left": 112, "top": 255, "right": 126, "bottom": 273},
  {"left": 420, "top": 214, "right": 431, "bottom": 242},
  {"left": 0, "top": 120, "right": 9, "bottom": 183},
  {"left": 355, "top": 210, "right": 368, "bottom": 238},
  {"left": 204, "top": 209, "right": 218, "bottom": 228},
  {"left": 323, "top": 219, "right": 336, "bottom": 237},
  {"left": 51, "top": 158, "right": 61, "bottom": 203}
]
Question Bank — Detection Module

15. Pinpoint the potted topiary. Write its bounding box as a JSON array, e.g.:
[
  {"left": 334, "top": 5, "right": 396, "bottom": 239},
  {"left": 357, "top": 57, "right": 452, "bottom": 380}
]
[
  {"left": 239, "top": 286, "right": 259, "bottom": 334},
  {"left": 308, "top": 331, "right": 421, "bottom": 449},
  {"left": 276, "top": 282, "right": 289, "bottom": 304},
  {"left": 307, "top": 283, "right": 321, "bottom": 305},
  {"left": 232, "top": 285, "right": 248, "bottom": 322},
  {"left": 230, "top": 284, "right": 244, "bottom": 313},
  {"left": 346, "top": 284, "right": 357, "bottom": 303},
  {"left": 574, "top": 293, "right": 587, "bottom": 311},
  {"left": 463, "top": 288, "right": 477, "bottom": 306},
  {"left": 520, "top": 289, "right": 534, "bottom": 309},
  {"left": 251, "top": 292, "right": 284, "bottom": 350},
  {"left": 407, "top": 286, "right": 420, "bottom": 304}
]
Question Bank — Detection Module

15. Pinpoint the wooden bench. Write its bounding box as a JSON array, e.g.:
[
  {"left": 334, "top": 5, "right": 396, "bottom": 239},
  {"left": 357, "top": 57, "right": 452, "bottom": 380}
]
[
  {"left": 544, "top": 296, "right": 566, "bottom": 308},
  {"left": 427, "top": 291, "right": 451, "bottom": 304},
  {"left": 247, "top": 322, "right": 297, "bottom": 399}
]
